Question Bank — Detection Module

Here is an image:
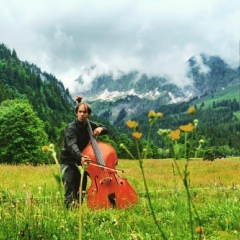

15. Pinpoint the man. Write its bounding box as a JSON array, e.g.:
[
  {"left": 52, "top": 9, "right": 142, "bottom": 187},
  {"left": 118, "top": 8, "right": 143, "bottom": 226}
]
[{"left": 60, "top": 96, "right": 108, "bottom": 208}]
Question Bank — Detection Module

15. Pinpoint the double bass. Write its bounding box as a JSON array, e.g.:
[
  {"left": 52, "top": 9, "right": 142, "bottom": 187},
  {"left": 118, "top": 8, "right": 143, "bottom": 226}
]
[{"left": 82, "top": 119, "right": 138, "bottom": 210}]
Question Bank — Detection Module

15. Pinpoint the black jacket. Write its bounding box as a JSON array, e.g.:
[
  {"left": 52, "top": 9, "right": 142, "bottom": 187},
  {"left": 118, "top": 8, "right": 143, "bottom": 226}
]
[{"left": 60, "top": 119, "right": 108, "bottom": 165}]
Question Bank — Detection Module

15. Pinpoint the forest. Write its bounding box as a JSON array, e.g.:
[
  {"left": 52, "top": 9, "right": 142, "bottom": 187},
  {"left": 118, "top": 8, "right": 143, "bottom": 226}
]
[{"left": 0, "top": 43, "right": 239, "bottom": 164}]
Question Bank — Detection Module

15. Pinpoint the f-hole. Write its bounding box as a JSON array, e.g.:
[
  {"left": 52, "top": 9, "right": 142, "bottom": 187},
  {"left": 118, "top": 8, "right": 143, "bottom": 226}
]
[{"left": 107, "top": 193, "right": 116, "bottom": 208}]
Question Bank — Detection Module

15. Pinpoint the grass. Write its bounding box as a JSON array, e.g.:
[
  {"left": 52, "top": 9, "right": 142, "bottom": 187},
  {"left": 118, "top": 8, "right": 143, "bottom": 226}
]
[
  {"left": 192, "top": 84, "right": 240, "bottom": 109},
  {"left": 0, "top": 158, "right": 239, "bottom": 239}
]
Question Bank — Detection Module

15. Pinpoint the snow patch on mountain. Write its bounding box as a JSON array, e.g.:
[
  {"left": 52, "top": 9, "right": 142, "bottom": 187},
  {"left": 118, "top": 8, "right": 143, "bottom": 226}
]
[
  {"left": 169, "top": 91, "right": 194, "bottom": 104},
  {"left": 88, "top": 88, "right": 162, "bottom": 101}
]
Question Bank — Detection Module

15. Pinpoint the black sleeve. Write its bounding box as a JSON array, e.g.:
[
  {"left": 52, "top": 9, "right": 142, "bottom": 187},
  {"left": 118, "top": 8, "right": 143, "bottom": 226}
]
[
  {"left": 65, "top": 124, "right": 83, "bottom": 163},
  {"left": 90, "top": 121, "right": 108, "bottom": 135}
]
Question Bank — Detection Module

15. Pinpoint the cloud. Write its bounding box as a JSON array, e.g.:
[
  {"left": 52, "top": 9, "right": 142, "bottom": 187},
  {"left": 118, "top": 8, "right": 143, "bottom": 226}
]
[
  {"left": 192, "top": 55, "right": 211, "bottom": 74},
  {"left": 0, "top": 0, "right": 239, "bottom": 93}
]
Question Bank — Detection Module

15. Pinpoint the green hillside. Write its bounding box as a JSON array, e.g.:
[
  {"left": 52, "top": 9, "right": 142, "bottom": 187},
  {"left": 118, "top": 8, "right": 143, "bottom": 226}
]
[
  {"left": 0, "top": 43, "right": 239, "bottom": 163},
  {"left": 192, "top": 84, "right": 240, "bottom": 109},
  {"left": 0, "top": 43, "right": 74, "bottom": 153}
]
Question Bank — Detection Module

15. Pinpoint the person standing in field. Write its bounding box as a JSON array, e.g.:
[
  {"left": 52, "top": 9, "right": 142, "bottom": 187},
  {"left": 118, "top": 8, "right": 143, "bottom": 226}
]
[{"left": 60, "top": 95, "right": 108, "bottom": 209}]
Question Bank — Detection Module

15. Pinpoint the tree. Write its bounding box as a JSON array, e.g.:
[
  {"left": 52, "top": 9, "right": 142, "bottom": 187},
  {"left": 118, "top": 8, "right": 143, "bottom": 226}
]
[
  {"left": 203, "top": 148, "right": 215, "bottom": 161},
  {"left": 0, "top": 99, "right": 49, "bottom": 164},
  {"left": 0, "top": 81, "right": 10, "bottom": 103}
]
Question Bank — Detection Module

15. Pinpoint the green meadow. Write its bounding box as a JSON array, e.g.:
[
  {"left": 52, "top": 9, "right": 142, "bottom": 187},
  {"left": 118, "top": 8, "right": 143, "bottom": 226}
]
[
  {"left": 192, "top": 84, "right": 240, "bottom": 109},
  {"left": 0, "top": 158, "right": 239, "bottom": 240}
]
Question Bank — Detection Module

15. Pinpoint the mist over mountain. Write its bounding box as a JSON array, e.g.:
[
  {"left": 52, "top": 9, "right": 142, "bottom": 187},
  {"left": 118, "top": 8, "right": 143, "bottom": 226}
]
[
  {"left": 188, "top": 54, "right": 239, "bottom": 95},
  {"left": 73, "top": 53, "right": 239, "bottom": 125}
]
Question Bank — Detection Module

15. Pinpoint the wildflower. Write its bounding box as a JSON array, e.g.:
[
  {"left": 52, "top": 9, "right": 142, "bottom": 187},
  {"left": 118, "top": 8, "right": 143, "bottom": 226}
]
[
  {"left": 179, "top": 123, "right": 194, "bottom": 133},
  {"left": 193, "top": 119, "right": 198, "bottom": 127},
  {"left": 120, "top": 143, "right": 125, "bottom": 149},
  {"left": 148, "top": 110, "right": 156, "bottom": 119},
  {"left": 195, "top": 226, "right": 204, "bottom": 234},
  {"left": 83, "top": 161, "right": 88, "bottom": 171},
  {"left": 196, "top": 139, "right": 205, "bottom": 151},
  {"left": 158, "top": 129, "right": 164, "bottom": 135},
  {"left": 126, "top": 120, "right": 138, "bottom": 128},
  {"left": 43, "top": 143, "right": 58, "bottom": 165},
  {"left": 158, "top": 129, "right": 170, "bottom": 136},
  {"left": 165, "top": 129, "right": 171, "bottom": 134},
  {"left": 132, "top": 131, "right": 142, "bottom": 139},
  {"left": 188, "top": 106, "right": 196, "bottom": 115},
  {"left": 169, "top": 129, "right": 181, "bottom": 140},
  {"left": 49, "top": 143, "right": 55, "bottom": 150},
  {"left": 42, "top": 145, "right": 49, "bottom": 152},
  {"left": 157, "top": 112, "right": 163, "bottom": 119}
]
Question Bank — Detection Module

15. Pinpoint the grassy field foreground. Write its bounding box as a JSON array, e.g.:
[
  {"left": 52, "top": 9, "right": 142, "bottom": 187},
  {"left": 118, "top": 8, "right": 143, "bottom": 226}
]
[{"left": 0, "top": 158, "right": 239, "bottom": 239}]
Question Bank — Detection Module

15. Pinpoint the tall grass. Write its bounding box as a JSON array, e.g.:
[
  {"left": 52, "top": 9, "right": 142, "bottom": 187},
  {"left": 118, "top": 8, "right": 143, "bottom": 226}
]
[
  {"left": 120, "top": 107, "right": 240, "bottom": 240},
  {"left": 1, "top": 107, "right": 240, "bottom": 239},
  {"left": 0, "top": 159, "right": 239, "bottom": 239}
]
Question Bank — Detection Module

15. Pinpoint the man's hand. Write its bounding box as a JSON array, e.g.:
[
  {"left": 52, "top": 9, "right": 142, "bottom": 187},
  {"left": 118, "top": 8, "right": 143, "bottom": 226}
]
[
  {"left": 81, "top": 155, "right": 91, "bottom": 166},
  {"left": 93, "top": 127, "right": 103, "bottom": 138}
]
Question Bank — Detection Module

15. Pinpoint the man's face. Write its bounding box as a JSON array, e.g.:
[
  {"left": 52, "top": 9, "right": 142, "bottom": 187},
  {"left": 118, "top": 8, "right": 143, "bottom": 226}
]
[{"left": 76, "top": 104, "right": 89, "bottom": 123}]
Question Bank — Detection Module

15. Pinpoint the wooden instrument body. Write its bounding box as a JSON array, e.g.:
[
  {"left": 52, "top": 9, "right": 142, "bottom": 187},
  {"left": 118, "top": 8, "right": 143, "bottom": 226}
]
[{"left": 82, "top": 141, "right": 138, "bottom": 209}]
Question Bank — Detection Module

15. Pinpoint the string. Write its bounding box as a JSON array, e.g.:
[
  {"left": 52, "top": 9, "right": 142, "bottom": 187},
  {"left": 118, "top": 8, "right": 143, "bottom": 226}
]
[{"left": 86, "top": 119, "right": 108, "bottom": 179}]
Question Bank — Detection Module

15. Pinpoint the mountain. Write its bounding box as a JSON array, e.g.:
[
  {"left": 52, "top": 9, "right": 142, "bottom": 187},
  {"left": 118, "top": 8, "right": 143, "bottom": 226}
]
[
  {"left": 73, "top": 55, "right": 240, "bottom": 156},
  {"left": 1, "top": 43, "right": 239, "bottom": 159},
  {"left": 188, "top": 54, "right": 239, "bottom": 96},
  {"left": 75, "top": 54, "right": 239, "bottom": 125}
]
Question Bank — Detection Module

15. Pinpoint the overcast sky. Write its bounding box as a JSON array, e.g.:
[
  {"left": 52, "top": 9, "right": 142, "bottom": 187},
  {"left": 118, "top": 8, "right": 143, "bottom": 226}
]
[{"left": 0, "top": 0, "right": 239, "bottom": 93}]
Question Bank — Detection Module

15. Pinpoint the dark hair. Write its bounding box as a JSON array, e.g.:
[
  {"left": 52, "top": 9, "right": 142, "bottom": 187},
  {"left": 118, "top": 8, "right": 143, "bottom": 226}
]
[{"left": 75, "top": 95, "right": 92, "bottom": 115}]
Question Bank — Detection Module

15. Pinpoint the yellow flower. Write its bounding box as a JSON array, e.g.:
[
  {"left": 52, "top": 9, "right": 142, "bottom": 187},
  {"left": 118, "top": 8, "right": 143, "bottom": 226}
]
[
  {"left": 148, "top": 110, "right": 156, "bottom": 118},
  {"left": 157, "top": 112, "right": 163, "bottom": 119},
  {"left": 179, "top": 123, "right": 194, "bottom": 133},
  {"left": 42, "top": 145, "right": 49, "bottom": 152},
  {"left": 126, "top": 120, "right": 138, "bottom": 128},
  {"left": 132, "top": 132, "right": 142, "bottom": 139},
  {"left": 188, "top": 106, "right": 196, "bottom": 115},
  {"left": 195, "top": 226, "right": 204, "bottom": 234},
  {"left": 169, "top": 129, "right": 181, "bottom": 140}
]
